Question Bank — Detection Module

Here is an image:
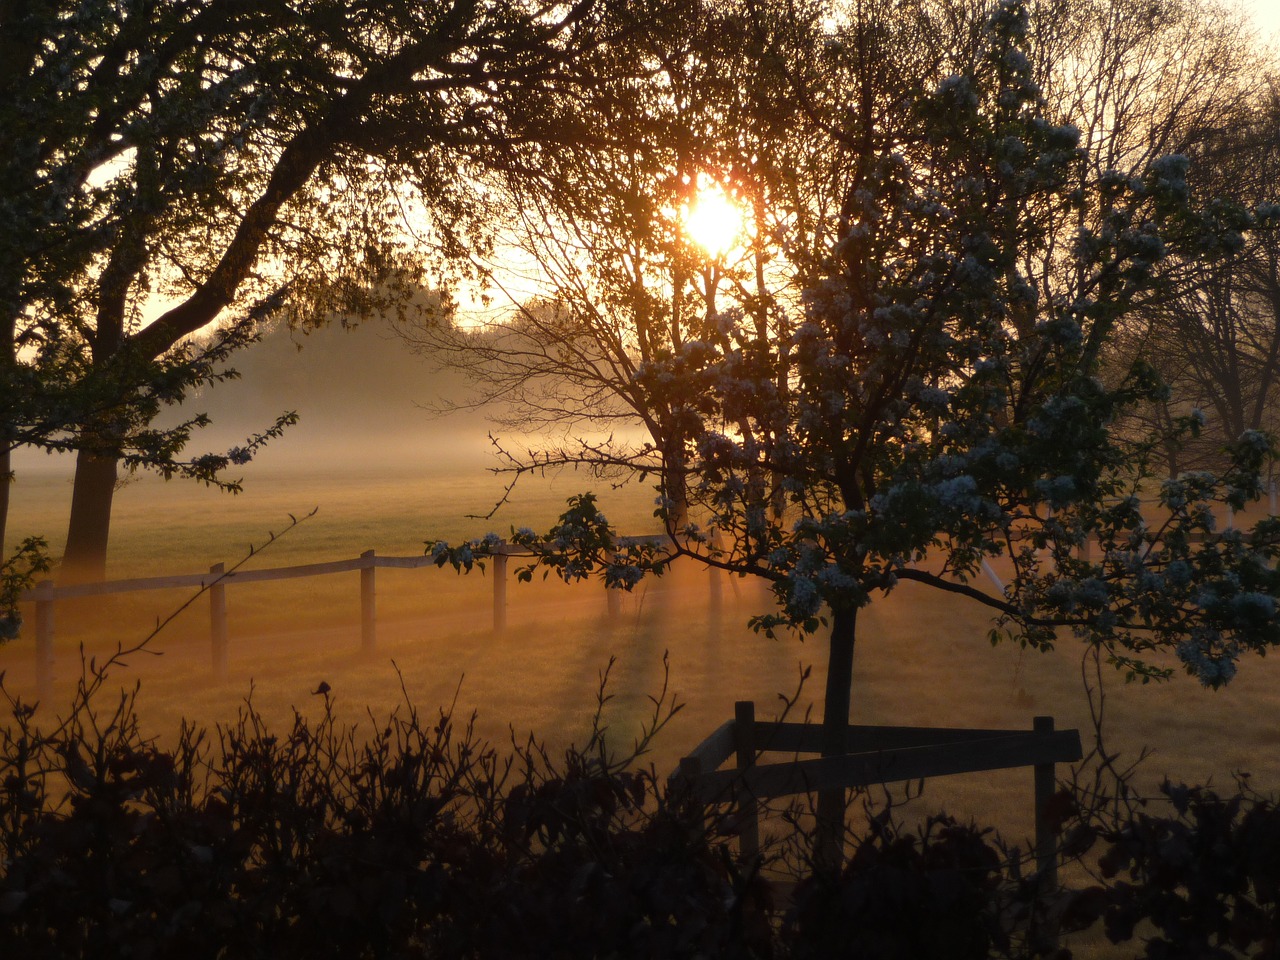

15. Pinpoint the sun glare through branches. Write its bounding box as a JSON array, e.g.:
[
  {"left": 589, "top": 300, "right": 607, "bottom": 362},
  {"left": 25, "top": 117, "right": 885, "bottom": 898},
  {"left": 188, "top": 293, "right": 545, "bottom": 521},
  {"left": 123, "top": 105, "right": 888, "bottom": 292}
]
[{"left": 683, "top": 181, "right": 744, "bottom": 259}]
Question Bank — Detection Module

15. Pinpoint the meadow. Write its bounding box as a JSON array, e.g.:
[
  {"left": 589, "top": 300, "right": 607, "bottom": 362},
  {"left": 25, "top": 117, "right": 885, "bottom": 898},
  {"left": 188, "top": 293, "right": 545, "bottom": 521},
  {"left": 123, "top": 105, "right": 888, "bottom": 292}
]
[{"left": 6, "top": 444, "right": 1280, "bottom": 886}]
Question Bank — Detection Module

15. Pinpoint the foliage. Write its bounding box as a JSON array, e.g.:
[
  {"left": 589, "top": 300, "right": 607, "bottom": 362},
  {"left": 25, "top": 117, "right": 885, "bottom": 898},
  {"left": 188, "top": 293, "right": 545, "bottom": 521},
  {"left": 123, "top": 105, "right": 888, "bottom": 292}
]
[
  {"left": 1103, "top": 780, "right": 1280, "bottom": 957},
  {"left": 432, "top": 493, "right": 671, "bottom": 592},
  {"left": 0, "top": 652, "right": 749, "bottom": 960},
  {"left": 460, "top": 1, "right": 1280, "bottom": 693},
  {"left": 0, "top": 538, "right": 50, "bottom": 644},
  {"left": 1042, "top": 777, "right": 1280, "bottom": 960},
  {"left": 784, "top": 810, "right": 1008, "bottom": 960},
  {"left": 0, "top": 651, "right": 1075, "bottom": 960},
  {"left": 1, "top": 0, "right": 665, "bottom": 573},
  {"left": 14, "top": 649, "right": 1280, "bottom": 958},
  {"left": 4, "top": 298, "right": 293, "bottom": 468}
]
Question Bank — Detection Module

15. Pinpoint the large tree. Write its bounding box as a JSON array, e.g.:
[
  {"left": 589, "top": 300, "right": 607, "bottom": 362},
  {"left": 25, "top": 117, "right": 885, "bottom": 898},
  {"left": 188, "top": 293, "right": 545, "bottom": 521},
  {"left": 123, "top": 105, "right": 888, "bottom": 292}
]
[
  {"left": 446, "top": 0, "right": 1280, "bottom": 869},
  {"left": 399, "top": 1, "right": 776, "bottom": 528},
  {"left": 1, "top": 0, "right": 673, "bottom": 580},
  {"left": 412, "top": 0, "right": 1264, "bottom": 542},
  {"left": 408, "top": 0, "right": 974, "bottom": 533}
]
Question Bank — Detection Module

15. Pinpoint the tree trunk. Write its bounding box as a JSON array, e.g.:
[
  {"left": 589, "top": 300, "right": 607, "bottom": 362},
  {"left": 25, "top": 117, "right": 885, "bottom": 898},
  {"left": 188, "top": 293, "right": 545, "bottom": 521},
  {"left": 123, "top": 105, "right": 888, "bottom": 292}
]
[
  {"left": 663, "top": 439, "right": 690, "bottom": 533},
  {"left": 815, "top": 603, "right": 857, "bottom": 874},
  {"left": 668, "top": 475, "right": 689, "bottom": 531},
  {"left": 62, "top": 449, "right": 118, "bottom": 582}
]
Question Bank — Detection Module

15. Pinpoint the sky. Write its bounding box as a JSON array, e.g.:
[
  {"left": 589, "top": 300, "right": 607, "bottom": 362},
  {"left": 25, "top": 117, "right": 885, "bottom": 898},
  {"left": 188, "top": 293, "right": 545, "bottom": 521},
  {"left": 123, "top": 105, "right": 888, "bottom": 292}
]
[{"left": 1244, "top": 0, "right": 1280, "bottom": 45}]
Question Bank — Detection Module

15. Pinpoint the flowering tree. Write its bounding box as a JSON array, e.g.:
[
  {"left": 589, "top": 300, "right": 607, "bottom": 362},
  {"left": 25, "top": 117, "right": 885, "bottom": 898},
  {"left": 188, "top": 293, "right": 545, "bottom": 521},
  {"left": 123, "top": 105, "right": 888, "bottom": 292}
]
[
  {"left": 439, "top": 0, "right": 1280, "bottom": 864},
  {"left": 401, "top": 1, "right": 818, "bottom": 530}
]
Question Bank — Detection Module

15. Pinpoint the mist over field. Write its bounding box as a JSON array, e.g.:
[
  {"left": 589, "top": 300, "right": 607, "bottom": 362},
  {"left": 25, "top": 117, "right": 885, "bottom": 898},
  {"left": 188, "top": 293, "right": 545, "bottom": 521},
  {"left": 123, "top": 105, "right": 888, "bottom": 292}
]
[
  {"left": 6, "top": 315, "right": 660, "bottom": 573},
  {"left": 187, "top": 316, "right": 490, "bottom": 468},
  {"left": 2, "top": 314, "right": 710, "bottom": 775},
  {"left": 8, "top": 307, "right": 1280, "bottom": 840}
]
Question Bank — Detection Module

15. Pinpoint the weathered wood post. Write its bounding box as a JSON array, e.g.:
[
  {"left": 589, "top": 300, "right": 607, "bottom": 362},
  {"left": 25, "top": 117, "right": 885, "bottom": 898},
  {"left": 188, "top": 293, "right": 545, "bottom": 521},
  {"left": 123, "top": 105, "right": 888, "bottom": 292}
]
[
  {"left": 1033, "top": 715, "right": 1060, "bottom": 952},
  {"left": 492, "top": 550, "right": 508, "bottom": 633},
  {"left": 605, "top": 551, "right": 621, "bottom": 620},
  {"left": 1033, "top": 715, "right": 1059, "bottom": 886},
  {"left": 360, "top": 550, "right": 376, "bottom": 654},
  {"left": 209, "top": 563, "right": 228, "bottom": 676},
  {"left": 34, "top": 579, "right": 55, "bottom": 702},
  {"left": 734, "top": 700, "right": 760, "bottom": 863}
]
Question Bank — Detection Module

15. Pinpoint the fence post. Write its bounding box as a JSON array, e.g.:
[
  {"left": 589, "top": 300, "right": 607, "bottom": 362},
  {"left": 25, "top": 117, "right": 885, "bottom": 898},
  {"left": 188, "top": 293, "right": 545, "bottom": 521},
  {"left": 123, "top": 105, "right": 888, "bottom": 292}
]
[
  {"left": 1033, "top": 715, "right": 1059, "bottom": 885},
  {"left": 209, "top": 563, "right": 228, "bottom": 676},
  {"left": 605, "top": 552, "right": 621, "bottom": 620},
  {"left": 1271, "top": 479, "right": 1277, "bottom": 516},
  {"left": 1033, "top": 715, "right": 1060, "bottom": 952},
  {"left": 734, "top": 700, "right": 760, "bottom": 863},
  {"left": 34, "top": 580, "right": 55, "bottom": 702},
  {"left": 492, "top": 550, "right": 508, "bottom": 633},
  {"left": 360, "top": 550, "right": 376, "bottom": 654}
]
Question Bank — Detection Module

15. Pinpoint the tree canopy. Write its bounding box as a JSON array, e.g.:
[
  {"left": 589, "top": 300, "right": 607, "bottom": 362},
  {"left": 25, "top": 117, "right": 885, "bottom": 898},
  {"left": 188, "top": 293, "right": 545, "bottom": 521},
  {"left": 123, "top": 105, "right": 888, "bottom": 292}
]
[
  {"left": 1, "top": 0, "right": 672, "bottom": 579},
  {"left": 433, "top": 0, "right": 1280, "bottom": 867}
]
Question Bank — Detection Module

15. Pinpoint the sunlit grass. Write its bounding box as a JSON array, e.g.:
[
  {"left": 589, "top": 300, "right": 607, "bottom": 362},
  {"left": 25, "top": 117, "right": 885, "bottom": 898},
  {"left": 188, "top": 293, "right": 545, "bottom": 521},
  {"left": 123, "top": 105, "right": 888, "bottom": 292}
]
[{"left": 6, "top": 457, "right": 1280, "bottom": 956}]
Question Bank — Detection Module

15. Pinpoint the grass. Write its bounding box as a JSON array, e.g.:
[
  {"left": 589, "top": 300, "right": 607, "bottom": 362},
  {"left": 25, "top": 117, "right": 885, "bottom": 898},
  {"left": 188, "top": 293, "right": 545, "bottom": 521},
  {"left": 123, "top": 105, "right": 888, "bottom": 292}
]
[{"left": 6, "top": 456, "right": 1280, "bottom": 959}]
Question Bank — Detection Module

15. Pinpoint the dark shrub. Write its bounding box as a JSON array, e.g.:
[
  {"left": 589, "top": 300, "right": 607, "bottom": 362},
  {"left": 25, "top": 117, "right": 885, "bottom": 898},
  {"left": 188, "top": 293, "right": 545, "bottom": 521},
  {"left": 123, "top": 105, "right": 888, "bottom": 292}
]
[
  {"left": 783, "top": 810, "right": 1006, "bottom": 960},
  {"left": 1083, "top": 780, "right": 1280, "bottom": 959},
  {"left": 12, "top": 664, "right": 1276, "bottom": 959},
  {"left": 0, "top": 666, "right": 773, "bottom": 959}
]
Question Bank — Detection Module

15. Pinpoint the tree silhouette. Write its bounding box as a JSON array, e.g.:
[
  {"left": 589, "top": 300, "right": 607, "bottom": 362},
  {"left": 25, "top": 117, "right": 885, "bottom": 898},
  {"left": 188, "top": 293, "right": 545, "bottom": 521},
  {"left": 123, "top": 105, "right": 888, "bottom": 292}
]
[
  {"left": 1, "top": 0, "right": 672, "bottom": 579},
  {"left": 447, "top": 0, "right": 1280, "bottom": 869}
]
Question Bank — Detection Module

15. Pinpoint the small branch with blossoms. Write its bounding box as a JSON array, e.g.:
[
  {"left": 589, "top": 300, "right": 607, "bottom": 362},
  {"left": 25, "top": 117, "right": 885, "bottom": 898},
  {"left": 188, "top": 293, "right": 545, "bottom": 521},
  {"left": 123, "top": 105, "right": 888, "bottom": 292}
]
[{"left": 429, "top": 493, "right": 674, "bottom": 592}]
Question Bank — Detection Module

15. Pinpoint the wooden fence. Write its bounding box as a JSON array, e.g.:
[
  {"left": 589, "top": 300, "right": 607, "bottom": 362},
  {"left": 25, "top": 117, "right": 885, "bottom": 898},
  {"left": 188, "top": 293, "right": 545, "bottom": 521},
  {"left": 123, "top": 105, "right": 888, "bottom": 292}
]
[
  {"left": 672, "top": 702, "right": 1082, "bottom": 882},
  {"left": 17, "top": 537, "right": 674, "bottom": 702},
  {"left": 16, "top": 490, "right": 1272, "bottom": 703}
]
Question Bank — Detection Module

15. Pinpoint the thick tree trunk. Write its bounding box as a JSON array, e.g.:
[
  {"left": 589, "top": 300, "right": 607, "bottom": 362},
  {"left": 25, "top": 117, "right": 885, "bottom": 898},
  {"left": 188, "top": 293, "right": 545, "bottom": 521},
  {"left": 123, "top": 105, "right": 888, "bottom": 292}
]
[
  {"left": 662, "top": 433, "right": 690, "bottom": 533},
  {"left": 668, "top": 468, "right": 690, "bottom": 532},
  {"left": 815, "top": 604, "right": 857, "bottom": 874},
  {"left": 62, "top": 449, "right": 118, "bottom": 582}
]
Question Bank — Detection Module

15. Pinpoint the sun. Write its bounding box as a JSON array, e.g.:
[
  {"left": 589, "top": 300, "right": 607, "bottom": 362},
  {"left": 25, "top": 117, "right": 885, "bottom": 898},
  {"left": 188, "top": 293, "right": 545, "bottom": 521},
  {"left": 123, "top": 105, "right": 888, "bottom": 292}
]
[{"left": 684, "top": 182, "right": 744, "bottom": 259}]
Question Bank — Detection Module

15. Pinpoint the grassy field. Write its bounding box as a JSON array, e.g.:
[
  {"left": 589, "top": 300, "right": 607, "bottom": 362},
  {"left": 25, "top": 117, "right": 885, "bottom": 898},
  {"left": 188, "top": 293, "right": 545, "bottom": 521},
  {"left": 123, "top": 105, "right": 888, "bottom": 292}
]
[{"left": 6, "top": 451, "right": 1280, "bottom": 955}]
